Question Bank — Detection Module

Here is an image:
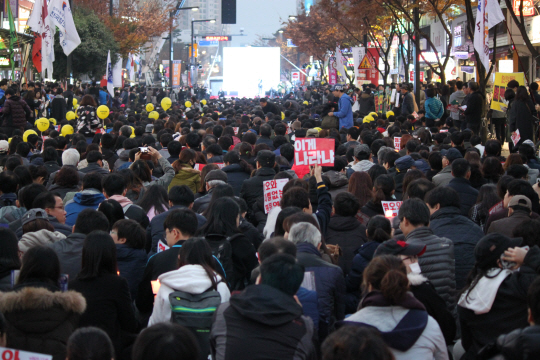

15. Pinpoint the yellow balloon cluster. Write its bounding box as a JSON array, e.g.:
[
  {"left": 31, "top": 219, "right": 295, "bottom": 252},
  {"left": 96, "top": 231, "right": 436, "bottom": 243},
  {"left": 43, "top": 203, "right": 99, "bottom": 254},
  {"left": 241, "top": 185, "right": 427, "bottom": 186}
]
[
  {"left": 73, "top": 98, "right": 78, "bottom": 107},
  {"left": 161, "top": 97, "right": 172, "bottom": 111},
  {"left": 146, "top": 103, "right": 154, "bottom": 112},
  {"left": 66, "top": 111, "right": 76, "bottom": 121},
  {"left": 185, "top": 101, "right": 192, "bottom": 108},
  {"left": 97, "top": 105, "right": 110, "bottom": 120}
]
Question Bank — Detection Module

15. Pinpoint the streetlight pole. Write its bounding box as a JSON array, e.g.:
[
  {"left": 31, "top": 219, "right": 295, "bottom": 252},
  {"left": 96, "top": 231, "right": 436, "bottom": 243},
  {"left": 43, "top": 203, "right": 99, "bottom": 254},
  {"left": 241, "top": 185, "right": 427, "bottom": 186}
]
[
  {"left": 190, "top": 18, "right": 216, "bottom": 88},
  {"left": 169, "top": 5, "right": 199, "bottom": 94}
]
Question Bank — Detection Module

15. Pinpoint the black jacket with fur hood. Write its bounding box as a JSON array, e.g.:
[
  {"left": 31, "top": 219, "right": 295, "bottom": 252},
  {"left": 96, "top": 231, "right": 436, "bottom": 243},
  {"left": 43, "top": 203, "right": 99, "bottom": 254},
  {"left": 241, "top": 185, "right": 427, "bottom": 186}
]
[{"left": 0, "top": 282, "right": 86, "bottom": 360}]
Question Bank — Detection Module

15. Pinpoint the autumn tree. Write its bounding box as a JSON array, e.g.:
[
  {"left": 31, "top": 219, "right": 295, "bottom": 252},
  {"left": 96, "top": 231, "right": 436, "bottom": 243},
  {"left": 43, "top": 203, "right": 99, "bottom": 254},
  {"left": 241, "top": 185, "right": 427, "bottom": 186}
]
[{"left": 74, "top": 0, "right": 175, "bottom": 57}]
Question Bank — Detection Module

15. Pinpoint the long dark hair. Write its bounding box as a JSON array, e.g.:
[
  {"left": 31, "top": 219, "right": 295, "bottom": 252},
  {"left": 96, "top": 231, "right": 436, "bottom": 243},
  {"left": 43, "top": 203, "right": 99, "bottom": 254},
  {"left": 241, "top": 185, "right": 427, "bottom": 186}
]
[
  {"left": 177, "top": 237, "right": 220, "bottom": 289},
  {"left": 223, "top": 150, "right": 253, "bottom": 174},
  {"left": 348, "top": 171, "right": 373, "bottom": 208},
  {"left": 98, "top": 199, "right": 125, "bottom": 231},
  {"left": 18, "top": 246, "right": 60, "bottom": 287},
  {"left": 363, "top": 255, "right": 409, "bottom": 305},
  {"left": 138, "top": 185, "right": 169, "bottom": 215},
  {"left": 77, "top": 231, "right": 118, "bottom": 280},
  {"left": 0, "top": 228, "right": 21, "bottom": 277},
  {"left": 515, "top": 86, "right": 530, "bottom": 103},
  {"left": 80, "top": 94, "right": 98, "bottom": 107},
  {"left": 131, "top": 160, "right": 152, "bottom": 183},
  {"left": 197, "top": 197, "right": 240, "bottom": 237},
  {"left": 372, "top": 174, "right": 395, "bottom": 205},
  {"left": 202, "top": 184, "right": 234, "bottom": 218}
]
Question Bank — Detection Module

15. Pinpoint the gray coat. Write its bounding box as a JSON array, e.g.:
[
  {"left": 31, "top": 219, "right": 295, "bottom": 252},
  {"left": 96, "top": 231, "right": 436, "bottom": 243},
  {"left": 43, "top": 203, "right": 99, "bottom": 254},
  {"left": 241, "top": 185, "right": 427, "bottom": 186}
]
[
  {"left": 406, "top": 226, "right": 456, "bottom": 312},
  {"left": 432, "top": 166, "right": 453, "bottom": 187}
]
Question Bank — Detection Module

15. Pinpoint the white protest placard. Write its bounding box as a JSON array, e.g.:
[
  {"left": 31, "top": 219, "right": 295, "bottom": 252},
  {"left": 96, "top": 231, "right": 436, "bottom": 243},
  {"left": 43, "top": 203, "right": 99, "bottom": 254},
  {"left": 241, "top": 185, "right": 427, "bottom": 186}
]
[
  {"left": 382, "top": 200, "right": 403, "bottom": 218},
  {"left": 394, "top": 137, "right": 401, "bottom": 151},
  {"left": 157, "top": 240, "right": 169, "bottom": 253},
  {"left": 0, "top": 347, "right": 52, "bottom": 360},
  {"left": 233, "top": 127, "right": 239, "bottom": 134},
  {"left": 263, "top": 179, "right": 288, "bottom": 214},
  {"left": 440, "top": 129, "right": 449, "bottom": 133}
]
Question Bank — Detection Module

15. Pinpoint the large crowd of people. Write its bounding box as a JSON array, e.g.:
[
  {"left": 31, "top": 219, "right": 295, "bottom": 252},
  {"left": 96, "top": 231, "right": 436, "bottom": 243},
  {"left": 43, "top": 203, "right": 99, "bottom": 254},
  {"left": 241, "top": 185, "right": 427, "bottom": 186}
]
[{"left": 0, "top": 77, "right": 538, "bottom": 360}]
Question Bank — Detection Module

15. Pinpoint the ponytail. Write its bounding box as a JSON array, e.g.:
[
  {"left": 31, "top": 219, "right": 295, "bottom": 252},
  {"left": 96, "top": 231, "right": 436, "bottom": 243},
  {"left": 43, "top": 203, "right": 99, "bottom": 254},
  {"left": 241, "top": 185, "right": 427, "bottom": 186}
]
[
  {"left": 380, "top": 269, "right": 409, "bottom": 304},
  {"left": 363, "top": 255, "right": 408, "bottom": 305}
]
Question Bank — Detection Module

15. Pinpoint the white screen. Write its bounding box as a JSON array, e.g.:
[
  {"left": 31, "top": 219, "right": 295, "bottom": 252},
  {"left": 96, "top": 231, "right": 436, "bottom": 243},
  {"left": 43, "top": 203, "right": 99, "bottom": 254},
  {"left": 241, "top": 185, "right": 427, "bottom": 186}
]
[{"left": 223, "top": 47, "right": 280, "bottom": 98}]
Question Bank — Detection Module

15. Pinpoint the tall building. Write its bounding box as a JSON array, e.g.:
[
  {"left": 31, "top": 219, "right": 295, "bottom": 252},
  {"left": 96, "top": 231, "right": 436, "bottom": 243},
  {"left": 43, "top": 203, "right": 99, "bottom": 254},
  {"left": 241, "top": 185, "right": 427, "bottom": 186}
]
[{"left": 176, "top": 0, "right": 231, "bottom": 42}]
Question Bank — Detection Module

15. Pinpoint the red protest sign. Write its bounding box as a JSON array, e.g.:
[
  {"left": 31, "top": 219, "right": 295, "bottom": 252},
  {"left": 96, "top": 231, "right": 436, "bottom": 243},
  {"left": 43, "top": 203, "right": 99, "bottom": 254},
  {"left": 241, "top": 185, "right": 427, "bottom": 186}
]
[
  {"left": 489, "top": 200, "right": 504, "bottom": 215},
  {"left": 194, "top": 163, "right": 225, "bottom": 171},
  {"left": 394, "top": 137, "right": 401, "bottom": 151},
  {"left": 294, "top": 138, "right": 335, "bottom": 166},
  {"left": 263, "top": 179, "right": 288, "bottom": 214}
]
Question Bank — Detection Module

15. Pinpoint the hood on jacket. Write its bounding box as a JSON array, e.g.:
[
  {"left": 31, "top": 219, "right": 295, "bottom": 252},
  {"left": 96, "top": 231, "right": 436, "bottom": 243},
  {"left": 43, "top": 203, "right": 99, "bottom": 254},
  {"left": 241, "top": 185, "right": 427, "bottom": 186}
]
[
  {"left": 360, "top": 93, "right": 372, "bottom": 99},
  {"left": 118, "top": 150, "right": 130, "bottom": 161},
  {"left": 173, "top": 167, "right": 200, "bottom": 179},
  {"left": 116, "top": 244, "right": 147, "bottom": 262},
  {"left": 73, "top": 189, "right": 106, "bottom": 206},
  {"left": 0, "top": 286, "right": 86, "bottom": 315},
  {"left": 19, "top": 229, "right": 66, "bottom": 255},
  {"left": 325, "top": 170, "right": 348, "bottom": 189},
  {"left": 351, "top": 160, "right": 375, "bottom": 172},
  {"left": 108, "top": 195, "right": 132, "bottom": 207},
  {"left": 408, "top": 273, "right": 429, "bottom": 286},
  {"left": 229, "top": 284, "right": 303, "bottom": 326},
  {"left": 458, "top": 268, "right": 513, "bottom": 314},
  {"left": 328, "top": 215, "right": 363, "bottom": 232},
  {"left": 158, "top": 264, "right": 223, "bottom": 294}
]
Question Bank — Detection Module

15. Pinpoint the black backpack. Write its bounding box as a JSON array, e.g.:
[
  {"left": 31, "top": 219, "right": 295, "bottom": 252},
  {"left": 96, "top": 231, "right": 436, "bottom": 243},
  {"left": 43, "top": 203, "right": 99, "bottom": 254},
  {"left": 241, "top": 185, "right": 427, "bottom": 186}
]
[
  {"left": 204, "top": 234, "right": 242, "bottom": 285},
  {"left": 169, "top": 287, "right": 221, "bottom": 359}
]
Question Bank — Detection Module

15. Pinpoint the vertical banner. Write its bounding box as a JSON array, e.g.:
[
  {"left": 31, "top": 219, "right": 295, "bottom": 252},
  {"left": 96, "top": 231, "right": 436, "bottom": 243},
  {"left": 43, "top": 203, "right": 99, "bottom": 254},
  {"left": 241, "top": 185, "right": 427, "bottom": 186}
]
[
  {"left": 172, "top": 60, "right": 181, "bottom": 88},
  {"left": 328, "top": 56, "right": 338, "bottom": 85},
  {"left": 367, "top": 48, "right": 380, "bottom": 85},
  {"left": 4, "top": 0, "right": 17, "bottom": 18},
  {"left": 352, "top": 46, "right": 365, "bottom": 87}
]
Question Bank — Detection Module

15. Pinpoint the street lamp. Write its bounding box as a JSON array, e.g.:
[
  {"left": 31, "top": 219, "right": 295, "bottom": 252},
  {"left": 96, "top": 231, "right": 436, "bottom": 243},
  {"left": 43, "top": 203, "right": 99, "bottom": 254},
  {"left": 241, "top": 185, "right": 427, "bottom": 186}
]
[
  {"left": 191, "top": 18, "right": 216, "bottom": 87},
  {"left": 169, "top": 5, "right": 199, "bottom": 90},
  {"left": 288, "top": 15, "right": 297, "bottom": 20}
]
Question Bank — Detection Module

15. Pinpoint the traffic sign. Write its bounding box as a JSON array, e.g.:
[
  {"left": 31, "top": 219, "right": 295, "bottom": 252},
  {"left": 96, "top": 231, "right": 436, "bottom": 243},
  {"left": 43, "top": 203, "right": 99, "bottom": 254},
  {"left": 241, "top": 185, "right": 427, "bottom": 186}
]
[
  {"left": 204, "top": 35, "right": 231, "bottom": 41},
  {"left": 358, "top": 55, "right": 372, "bottom": 69}
]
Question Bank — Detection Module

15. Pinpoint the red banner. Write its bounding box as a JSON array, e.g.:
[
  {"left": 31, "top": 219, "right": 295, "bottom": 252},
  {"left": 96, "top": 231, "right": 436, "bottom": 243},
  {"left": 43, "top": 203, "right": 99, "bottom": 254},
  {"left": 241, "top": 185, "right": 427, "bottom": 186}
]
[{"left": 292, "top": 138, "right": 335, "bottom": 178}]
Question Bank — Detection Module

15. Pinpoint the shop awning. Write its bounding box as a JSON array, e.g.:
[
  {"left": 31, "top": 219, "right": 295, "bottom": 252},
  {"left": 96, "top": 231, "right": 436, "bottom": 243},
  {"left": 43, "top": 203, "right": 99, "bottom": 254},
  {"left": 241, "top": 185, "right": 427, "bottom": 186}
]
[{"left": 0, "top": 29, "right": 34, "bottom": 50}]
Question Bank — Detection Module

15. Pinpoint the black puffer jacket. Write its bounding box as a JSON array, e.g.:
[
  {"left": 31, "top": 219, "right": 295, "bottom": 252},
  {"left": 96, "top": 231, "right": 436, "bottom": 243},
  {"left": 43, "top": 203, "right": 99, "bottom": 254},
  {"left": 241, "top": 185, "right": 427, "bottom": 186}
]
[
  {"left": 325, "top": 215, "right": 366, "bottom": 275},
  {"left": 478, "top": 325, "right": 540, "bottom": 360},
  {"left": 405, "top": 227, "right": 456, "bottom": 311},
  {"left": 222, "top": 163, "right": 251, "bottom": 196},
  {"left": 429, "top": 206, "right": 484, "bottom": 290},
  {"left": 240, "top": 167, "right": 276, "bottom": 213},
  {"left": 0, "top": 282, "right": 86, "bottom": 360}
]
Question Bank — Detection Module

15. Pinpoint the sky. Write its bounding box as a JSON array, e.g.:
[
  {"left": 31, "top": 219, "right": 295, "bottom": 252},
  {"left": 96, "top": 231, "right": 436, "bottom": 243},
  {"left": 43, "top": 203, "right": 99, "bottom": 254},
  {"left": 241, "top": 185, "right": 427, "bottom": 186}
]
[{"left": 229, "top": 0, "right": 298, "bottom": 47}]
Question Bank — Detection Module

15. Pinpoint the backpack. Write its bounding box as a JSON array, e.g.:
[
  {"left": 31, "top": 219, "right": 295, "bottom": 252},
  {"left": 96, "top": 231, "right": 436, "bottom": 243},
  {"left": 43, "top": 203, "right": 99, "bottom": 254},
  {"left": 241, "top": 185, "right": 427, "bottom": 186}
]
[
  {"left": 204, "top": 234, "right": 237, "bottom": 283},
  {"left": 169, "top": 287, "right": 221, "bottom": 358}
]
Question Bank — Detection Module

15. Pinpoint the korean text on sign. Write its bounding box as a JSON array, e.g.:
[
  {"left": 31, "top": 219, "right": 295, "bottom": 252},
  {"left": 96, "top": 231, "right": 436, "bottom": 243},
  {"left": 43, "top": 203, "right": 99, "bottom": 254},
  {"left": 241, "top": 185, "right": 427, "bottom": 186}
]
[
  {"left": 394, "top": 137, "right": 401, "bottom": 151},
  {"left": 0, "top": 346, "right": 52, "bottom": 360},
  {"left": 294, "top": 138, "right": 335, "bottom": 166},
  {"left": 382, "top": 201, "right": 403, "bottom": 218},
  {"left": 263, "top": 179, "right": 288, "bottom": 214}
]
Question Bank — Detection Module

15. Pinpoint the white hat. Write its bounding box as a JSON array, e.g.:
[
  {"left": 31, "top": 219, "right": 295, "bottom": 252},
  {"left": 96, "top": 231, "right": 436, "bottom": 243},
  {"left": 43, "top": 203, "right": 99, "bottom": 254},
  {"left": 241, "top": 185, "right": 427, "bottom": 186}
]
[{"left": 0, "top": 140, "right": 8, "bottom": 153}]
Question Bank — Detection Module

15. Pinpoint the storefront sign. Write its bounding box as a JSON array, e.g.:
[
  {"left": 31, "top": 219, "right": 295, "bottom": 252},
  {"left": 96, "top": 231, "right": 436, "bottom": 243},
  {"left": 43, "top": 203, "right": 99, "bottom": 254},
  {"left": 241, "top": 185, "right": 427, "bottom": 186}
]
[{"left": 512, "top": 0, "right": 535, "bottom": 16}]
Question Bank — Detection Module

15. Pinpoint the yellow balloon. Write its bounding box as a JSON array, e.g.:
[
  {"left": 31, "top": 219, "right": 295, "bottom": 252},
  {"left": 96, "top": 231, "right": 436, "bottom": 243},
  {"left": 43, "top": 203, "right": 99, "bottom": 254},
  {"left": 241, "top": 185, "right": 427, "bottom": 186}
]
[
  {"left": 129, "top": 126, "right": 135, "bottom": 138},
  {"left": 23, "top": 130, "right": 38, "bottom": 142},
  {"left": 146, "top": 103, "right": 154, "bottom": 112},
  {"left": 185, "top": 101, "right": 192, "bottom": 108},
  {"left": 303, "top": 101, "right": 309, "bottom": 105},
  {"left": 386, "top": 111, "right": 395, "bottom": 119},
  {"left": 161, "top": 97, "right": 172, "bottom": 111},
  {"left": 61, "top": 125, "right": 74, "bottom": 136},
  {"left": 369, "top": 112, "right": 378, "bottom": 118},
  {"left": 363, "top": 115, "right": 374, "bottom": 124},
  {"left": 73, "top": 98, "right": 77, "bottom": 107},
  {"left": 66, "top": 111, "right": 76, "bottom": 121},
  {"left": 35, "top": 117, "right": 48, "bottom": 125},
  {"left": 149, "top": 111, "right": 159, "bottom": 120},
  {"left": 201, "top": 99, "right": 207, "bottom": 105},
  {"left": 35, "top": 119, "right": 49, "bottom": 132},
  {"left": 281, "top": 112, "right": 285, "bottom": 120},
  {"left": 97, "top": 105, "right": 110, "bottom": 120},
  {"left": 49, "top": 118, "right": 57, "bottom": 125}
]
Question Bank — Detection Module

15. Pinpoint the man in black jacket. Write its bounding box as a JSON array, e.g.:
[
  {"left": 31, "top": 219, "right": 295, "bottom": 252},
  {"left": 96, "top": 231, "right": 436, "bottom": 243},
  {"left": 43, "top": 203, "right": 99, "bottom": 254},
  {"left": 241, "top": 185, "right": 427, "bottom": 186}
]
[
  {"left": 50, "top": 88, "right": 67, "bottom": 122},
  {"left": 240, "top": 150, "right": 276, "bottom": 211},
  {"left": 210, "top": 254, "right": 316, "bottom": 360},
  {"left": 193, "top": 169, "right": 228, "bottom": 214},
  {"left": 63, "top": 84, "right": 74, "bottom": 111},
  {"left": 446, "top": 158, "right": 479, "bottom": 217},
  {"left": 464, "top": 81, "right": 483, "bottom": 136},
  {"left": 259, "top": 97, "right": 281, "bottom": 116},
  {"left": 136, "top": 208, "right": 198, "bottom": 318}
]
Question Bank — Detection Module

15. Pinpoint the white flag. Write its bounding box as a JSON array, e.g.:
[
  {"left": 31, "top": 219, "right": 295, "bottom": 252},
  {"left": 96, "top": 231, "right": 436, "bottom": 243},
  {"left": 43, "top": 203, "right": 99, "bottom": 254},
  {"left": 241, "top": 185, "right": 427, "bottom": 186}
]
[
  {"left": 474, "top": 0, "right": 504, "bottom": 71},
  {"left": 48, "top": 0, "right": 81, "bottom": 56},
  {"left": 106, "top": 51, "right": 114, "bottom": 97},
  {"left": 27, "top": 0, "right": 55, "bottom": 78},
  {"left": 126, "top": 53, "right": 133, "bottom": 81},
  {"left": 113, "top": 56, "right": 123, "bottom": 87},
  {"left": 335, "top": 47, "right": 349, "bottom": 83}
]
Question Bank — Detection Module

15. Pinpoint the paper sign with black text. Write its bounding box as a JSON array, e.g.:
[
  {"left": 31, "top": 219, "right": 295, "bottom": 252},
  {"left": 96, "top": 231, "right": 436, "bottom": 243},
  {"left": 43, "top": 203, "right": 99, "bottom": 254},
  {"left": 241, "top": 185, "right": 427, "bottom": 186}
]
[{"left": 263, "top": 179, "right": 288, "bottom": 214}]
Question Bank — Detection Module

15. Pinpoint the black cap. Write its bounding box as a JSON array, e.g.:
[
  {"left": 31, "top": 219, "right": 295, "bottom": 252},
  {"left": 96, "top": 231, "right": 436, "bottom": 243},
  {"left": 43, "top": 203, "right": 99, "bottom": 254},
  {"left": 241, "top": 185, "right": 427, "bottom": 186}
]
[
  {"left": 256, "top": 150, "right": 276, "bottom": 168},
  {"left": 205, "top": 169, "right": 228, "bottom": 183},
  {"left": 475, "top": 233, "right": 522, "bottom": 268},
  {"left": 374, "top": 239, "right": 426, "bottom": 257}
]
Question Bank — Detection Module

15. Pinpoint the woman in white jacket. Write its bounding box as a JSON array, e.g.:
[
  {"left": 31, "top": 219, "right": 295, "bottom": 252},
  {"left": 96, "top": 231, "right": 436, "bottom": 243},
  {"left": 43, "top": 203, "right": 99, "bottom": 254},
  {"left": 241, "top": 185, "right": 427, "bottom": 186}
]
[
  {"left": 148, "top": 237, "right": 230, "bottom": 325},
  {"left": 343, "top": 255, "right": 448, "bottom": 360}
]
